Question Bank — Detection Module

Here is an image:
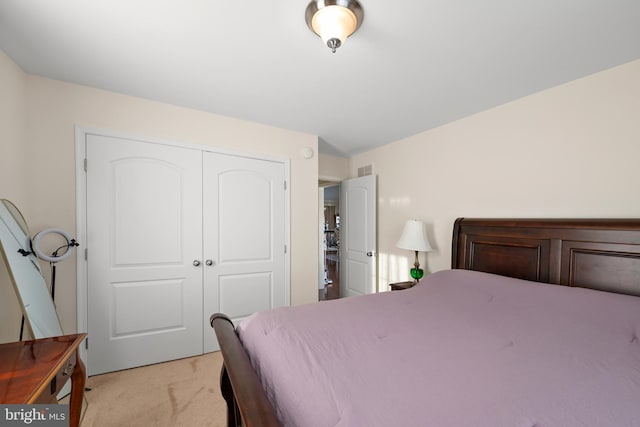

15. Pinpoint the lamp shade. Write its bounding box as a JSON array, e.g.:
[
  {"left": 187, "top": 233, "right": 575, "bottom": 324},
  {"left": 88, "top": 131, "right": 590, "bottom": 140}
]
[
  {"left": 311, "top": 5, "right": 358, "bottom": 46},
  {"left": 305, "top": 0, "right": 364, "bottom": 52},
  {"left": 396, "top": 220, "right": 432, "bottom": 252}
]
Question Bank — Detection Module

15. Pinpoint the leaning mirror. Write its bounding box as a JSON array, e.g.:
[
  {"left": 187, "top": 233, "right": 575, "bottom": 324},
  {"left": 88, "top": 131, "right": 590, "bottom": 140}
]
[{"left": 0, "top": 199, "right": 63, "bottom": 338}]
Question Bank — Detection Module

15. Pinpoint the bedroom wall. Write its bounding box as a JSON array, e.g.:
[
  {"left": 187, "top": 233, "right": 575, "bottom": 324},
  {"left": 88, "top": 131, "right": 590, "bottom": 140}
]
[
  {"left": 319, "top": 153, "right": 349, "bottom": 181},
  {"left": 0, "top": 49, "right": 319, "bottom": 339},
  {"left": 0, "top": 50, "right": 28, "bottom": 342},
  {"left": 350, "top": 59, "right": 640, "bottom": 289}
]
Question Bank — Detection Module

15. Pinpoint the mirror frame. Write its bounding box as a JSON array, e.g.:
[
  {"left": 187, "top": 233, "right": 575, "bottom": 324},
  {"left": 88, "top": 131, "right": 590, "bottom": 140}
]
[{"left": 0, "top": 199, "right": 63, "bottom": 339}]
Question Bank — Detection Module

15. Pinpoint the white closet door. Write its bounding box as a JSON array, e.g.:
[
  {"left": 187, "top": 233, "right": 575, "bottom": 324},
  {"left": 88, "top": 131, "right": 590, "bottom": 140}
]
[
  {"left": 86, "top": 135, "right": 203, "bottom": 375},
  {"left": 203, "top": 152, "right": 287, "bottom": 352}
]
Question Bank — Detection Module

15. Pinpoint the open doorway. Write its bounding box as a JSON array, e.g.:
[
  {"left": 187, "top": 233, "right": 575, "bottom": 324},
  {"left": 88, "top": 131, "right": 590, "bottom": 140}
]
[{"left": 320, "top": 183, "right": 340, "bottom": 300}]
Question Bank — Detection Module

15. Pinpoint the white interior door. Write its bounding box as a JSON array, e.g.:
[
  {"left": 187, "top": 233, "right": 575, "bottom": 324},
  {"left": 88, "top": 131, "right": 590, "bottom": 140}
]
[
  {"left": 202, "top": 152, "right": 287, "bottom": 353},
  {"left": 86, "top": 135, "right": 203, "bottom": 375},
  {"left": 340, "top": 175, "right": 377, "bottom": 297},
  {"left": 318, "top": 188, "right": 325, "bottom": 292}
]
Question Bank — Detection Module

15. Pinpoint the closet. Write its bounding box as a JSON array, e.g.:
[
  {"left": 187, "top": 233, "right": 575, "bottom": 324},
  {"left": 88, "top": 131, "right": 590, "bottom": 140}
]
[{"left": 84, "top": 133, "right": 287, "bottom": 375}]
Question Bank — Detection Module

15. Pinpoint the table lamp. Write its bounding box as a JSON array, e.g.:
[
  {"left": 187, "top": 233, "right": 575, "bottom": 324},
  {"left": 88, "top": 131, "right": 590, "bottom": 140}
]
[{"left": 396, "top": 220, "right": 432, "bottom": 282}]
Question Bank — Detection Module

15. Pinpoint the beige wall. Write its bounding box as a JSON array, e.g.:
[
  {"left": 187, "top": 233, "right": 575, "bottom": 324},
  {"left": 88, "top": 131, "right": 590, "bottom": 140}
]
[
  {"left": 1, "top": 51, "right": 319, "bottom": 341},
  {"left": 0, "top": 50, "right": 28, "bottom": 341},
  {"left": 350, "top": 59, "right": 640, "bottom": 290},
  {"left": 319, "top": 153, "right": 349, "bottom": 182}
]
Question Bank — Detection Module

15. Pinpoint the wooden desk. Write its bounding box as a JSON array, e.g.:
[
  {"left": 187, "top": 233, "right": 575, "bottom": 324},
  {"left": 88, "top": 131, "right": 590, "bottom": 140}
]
[{"left": 0, "top": 333, "right": 87, "bottom": 427}]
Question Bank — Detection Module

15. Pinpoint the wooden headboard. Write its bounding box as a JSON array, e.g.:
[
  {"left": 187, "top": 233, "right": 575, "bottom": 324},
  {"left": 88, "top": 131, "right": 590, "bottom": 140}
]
[{"left": 451, "top": 218, "right": 640, "bottom": 297}]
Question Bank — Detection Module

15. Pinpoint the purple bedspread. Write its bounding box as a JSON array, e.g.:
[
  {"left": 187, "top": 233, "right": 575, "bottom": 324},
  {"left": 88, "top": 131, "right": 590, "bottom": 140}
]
[{"left": 237, "top": 269, "right": 640, "bottom": 427}]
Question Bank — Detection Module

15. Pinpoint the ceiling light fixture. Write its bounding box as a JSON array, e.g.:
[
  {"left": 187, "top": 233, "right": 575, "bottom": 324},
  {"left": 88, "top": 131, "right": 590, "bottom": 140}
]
[{"left": 305, "top": 0, "right": 364, "bottom": 53}]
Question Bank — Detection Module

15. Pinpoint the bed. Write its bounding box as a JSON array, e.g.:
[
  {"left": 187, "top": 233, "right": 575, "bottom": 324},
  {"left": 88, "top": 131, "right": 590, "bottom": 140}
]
[{"left": 211, "top": 218, "right": 640, "bottom": 427}]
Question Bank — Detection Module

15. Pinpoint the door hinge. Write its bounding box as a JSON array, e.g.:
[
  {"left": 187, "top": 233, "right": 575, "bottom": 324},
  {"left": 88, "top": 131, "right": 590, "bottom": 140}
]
[
  {"left": 84, "top": 158, "right": 87, "bottom": 172},
  {"left": 284, "top": 180, "right": 287, "bottom": 190},
  {"left": 85, "top": 337, "right": 88, "bottom": 350},
  {"left": 84, "top": 248, "right": 88, "bottom": 260},
  {"left": 284, "top": 245, "right": 287, "bottom": 254}
]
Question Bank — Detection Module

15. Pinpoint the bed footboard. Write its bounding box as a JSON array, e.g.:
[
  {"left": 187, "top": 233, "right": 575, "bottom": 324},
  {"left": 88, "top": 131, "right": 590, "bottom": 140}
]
[{"left": 210, "top": 313, "right": 281, "bottom": 427}]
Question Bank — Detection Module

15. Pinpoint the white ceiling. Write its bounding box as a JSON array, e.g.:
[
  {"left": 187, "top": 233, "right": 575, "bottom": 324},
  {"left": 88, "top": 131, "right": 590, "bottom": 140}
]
[{"left": 1, "top": 1, "right": 639, "bottom": 157}]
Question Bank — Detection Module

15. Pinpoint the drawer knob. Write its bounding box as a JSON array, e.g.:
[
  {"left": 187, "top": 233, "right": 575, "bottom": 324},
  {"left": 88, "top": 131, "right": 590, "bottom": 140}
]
[{"left": 62, "top": 360, "right": 74, "bottom": 376}]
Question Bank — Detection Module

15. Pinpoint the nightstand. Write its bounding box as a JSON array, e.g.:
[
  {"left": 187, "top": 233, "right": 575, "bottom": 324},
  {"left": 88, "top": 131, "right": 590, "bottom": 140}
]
[{"left": 389, "top": 280, "right": 415, "bottom": 291}]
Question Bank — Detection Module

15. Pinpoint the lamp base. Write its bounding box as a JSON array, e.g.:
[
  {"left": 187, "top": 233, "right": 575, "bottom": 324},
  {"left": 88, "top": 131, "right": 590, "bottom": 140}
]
[{"left": 410, "top": 268, "right": 424, "bottom": 282}]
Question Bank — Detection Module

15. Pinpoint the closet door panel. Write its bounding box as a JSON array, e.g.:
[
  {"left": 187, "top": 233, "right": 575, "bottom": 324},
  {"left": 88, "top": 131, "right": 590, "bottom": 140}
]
[
  {"left": 86, "top": 135, "right": 203, "bottom": 375},
  {"left": 203, "top": 152, "right": 286, "bottom": 352}
]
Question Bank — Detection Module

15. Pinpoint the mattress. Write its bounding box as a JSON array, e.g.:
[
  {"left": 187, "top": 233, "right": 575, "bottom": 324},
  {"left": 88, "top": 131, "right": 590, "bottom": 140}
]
[{"left": 236, "top": 269, "right": 640, "bottom": 427}]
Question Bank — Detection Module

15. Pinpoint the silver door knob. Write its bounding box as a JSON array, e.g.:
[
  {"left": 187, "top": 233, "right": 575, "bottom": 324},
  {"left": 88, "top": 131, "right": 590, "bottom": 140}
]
[
  {"left": 205, "top": 259, "right": 214, "bottom": 266},
  {"left": 366, "top": 252, "right": 375, "bottom": 257},
  {"left": 193, "top": 260, "right": 201, "bottom": 266}
]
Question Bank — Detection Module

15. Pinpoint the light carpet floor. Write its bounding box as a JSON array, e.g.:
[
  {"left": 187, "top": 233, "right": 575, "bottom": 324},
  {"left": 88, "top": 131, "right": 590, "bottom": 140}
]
[{"left": 66, "top": 352, "right": 227, "bottom": 426}]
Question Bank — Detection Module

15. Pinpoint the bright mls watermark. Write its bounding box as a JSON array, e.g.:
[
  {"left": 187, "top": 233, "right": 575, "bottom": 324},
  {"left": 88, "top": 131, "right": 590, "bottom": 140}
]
[{"left": 0, "top": 405, "right": 68, "bottom": 427}]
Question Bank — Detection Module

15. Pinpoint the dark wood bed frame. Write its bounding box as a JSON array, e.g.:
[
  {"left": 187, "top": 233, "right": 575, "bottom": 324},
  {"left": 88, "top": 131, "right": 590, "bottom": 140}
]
[{"left": 211, "top": 218, "right": 640, "bottom": 427}]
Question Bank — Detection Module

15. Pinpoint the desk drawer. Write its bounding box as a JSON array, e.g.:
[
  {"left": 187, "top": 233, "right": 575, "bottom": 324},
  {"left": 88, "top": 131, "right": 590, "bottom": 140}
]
[{"left": 33, "top": 352, "right": 76, "bottom": 403}]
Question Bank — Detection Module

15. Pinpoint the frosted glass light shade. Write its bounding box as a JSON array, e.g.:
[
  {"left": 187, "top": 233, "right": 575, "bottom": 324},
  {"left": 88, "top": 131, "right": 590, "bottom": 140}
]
[
  {"left": 396, "top": 220, "right": 432, "bottom": 252},
  {"left": 305, "top": 0, "right": 364, "bottom": 52},
  {"left": 311, "top": 5, "right": 358, "bottom": 45}
]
